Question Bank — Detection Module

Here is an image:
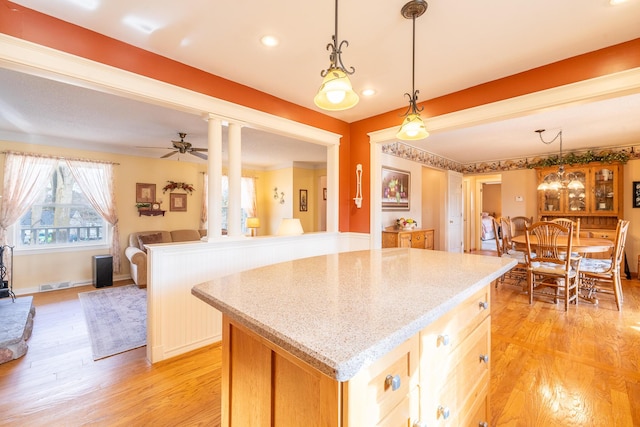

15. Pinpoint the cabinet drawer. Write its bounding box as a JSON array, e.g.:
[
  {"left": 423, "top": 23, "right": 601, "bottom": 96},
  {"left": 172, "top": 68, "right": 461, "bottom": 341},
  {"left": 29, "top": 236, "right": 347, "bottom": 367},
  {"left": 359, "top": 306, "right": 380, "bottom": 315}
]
[
  {"left": 420, "top": 316, "right": 490, "bottom": 427},
  {"left": 344, "top": 335, "right": 419, "bottom": 426},
  {"left": 411, "top": 231, "right": 425, "bottom": 249},
  {"left": 420, "top": 285, "right": 490, "bottom": 361},
  {"left": 376, "top": 389, "right": 419, "bottom": 427}
]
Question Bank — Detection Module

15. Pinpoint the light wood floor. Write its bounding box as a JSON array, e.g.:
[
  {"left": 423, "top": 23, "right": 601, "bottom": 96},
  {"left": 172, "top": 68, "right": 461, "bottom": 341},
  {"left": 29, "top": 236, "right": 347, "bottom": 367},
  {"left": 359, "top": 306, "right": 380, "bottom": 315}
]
[{"left": 1, "top": 269, "right": 639, "bottom": 426}]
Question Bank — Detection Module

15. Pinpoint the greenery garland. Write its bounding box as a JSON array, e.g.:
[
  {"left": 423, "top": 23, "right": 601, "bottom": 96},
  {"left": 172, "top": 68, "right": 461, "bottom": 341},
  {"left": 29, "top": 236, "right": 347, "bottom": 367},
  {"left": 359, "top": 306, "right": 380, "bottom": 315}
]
[{"left": 529, "top": 150, "right": 630, "bottom": 168}]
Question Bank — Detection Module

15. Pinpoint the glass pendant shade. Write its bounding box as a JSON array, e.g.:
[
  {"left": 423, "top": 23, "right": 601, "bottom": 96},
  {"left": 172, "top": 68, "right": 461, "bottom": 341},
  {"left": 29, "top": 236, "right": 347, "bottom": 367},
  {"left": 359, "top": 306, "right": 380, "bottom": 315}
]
[
  {"left": 314, "top": 68, "right": 359, "bottom": 111},
  {"left": 396, "top": 112, "right": 429, "bottom": 140}
]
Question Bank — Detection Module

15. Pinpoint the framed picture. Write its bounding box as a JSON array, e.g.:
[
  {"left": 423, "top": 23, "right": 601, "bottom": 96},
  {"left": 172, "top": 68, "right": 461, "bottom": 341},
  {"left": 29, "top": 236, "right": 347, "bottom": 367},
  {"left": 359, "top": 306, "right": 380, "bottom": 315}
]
[
  {"left": 382, "top": 167, "right": 410, "bottom": 211},
  {"left": 136, "top": 183, "right": 156, "bottom": 203},
  {"left": 299, "top": 189, "right": 308, "bottom": 212},
  {"left": 633, "top": 181, "right": 640, "bottom": 208},
  {"left": 170, "top": 193, "right": 187, "bottom": 212},
  {"left": 323, "top": 188, "right": 327, "bottom": 201}
]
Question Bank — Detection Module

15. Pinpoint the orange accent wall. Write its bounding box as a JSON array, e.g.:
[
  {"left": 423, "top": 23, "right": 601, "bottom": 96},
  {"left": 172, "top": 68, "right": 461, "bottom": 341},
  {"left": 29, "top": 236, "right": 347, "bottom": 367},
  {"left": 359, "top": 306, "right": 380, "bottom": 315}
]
[{"left": 2, "top": 1, "right": 640, "bottom": 233}]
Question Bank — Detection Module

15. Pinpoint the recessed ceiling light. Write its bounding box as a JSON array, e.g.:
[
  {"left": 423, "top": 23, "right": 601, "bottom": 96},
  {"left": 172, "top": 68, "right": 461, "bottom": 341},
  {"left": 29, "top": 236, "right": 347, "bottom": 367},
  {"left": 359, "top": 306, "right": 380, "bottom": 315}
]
[
  {"left": 609, "top": 0, "right": 628, "bottom": 4},
  {"left": 362, "top": 89, "right": 376, "bottom": 97},
  {"left": 66, "top": 0, "right": 99, "bottom": 10},
  {"left": 260, "top": 35, "right": 279, "bottom": 47},
  {"left": 123, "top": 15, "right": 160, "bottom": 34}
]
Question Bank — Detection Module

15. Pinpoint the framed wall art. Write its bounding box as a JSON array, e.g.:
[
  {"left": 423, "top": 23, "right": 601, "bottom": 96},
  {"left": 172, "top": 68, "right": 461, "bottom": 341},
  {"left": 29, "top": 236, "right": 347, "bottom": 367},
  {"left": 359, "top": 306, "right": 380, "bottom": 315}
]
[
  {"left": 299, "top": 189, "right": 308, "bottom": 212},
  {"left": 136, "top": 183, "right": 156, "bottom": 203},
  {"left": 382, "top": 167, "right": 410, "bottom": 211},
  {"left": 170, "top": 193, "right": 187, "bottom": 212},
  {"left": 633, "top": 181, "right": 640, "bottom": 208}
]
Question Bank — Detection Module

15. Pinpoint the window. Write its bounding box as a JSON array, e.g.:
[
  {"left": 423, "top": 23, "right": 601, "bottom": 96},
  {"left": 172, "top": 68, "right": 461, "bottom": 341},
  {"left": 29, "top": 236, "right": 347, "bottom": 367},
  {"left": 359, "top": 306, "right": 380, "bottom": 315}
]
[
  {"left": 220, "top": 176, "right": 256, "bottom": 233},
  {"left": 14, "top": 161, "right": 108, "bottom": 249}
]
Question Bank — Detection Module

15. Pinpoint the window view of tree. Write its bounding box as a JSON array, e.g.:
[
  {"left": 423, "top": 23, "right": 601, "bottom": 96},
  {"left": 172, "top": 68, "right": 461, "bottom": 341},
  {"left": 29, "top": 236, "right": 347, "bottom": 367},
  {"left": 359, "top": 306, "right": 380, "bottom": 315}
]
[
  {"left": 17, "top": 162, "right": 106, "bottom": 247},
  {"left": 220, "top": 176, "right": 256, "bottom": 233}
]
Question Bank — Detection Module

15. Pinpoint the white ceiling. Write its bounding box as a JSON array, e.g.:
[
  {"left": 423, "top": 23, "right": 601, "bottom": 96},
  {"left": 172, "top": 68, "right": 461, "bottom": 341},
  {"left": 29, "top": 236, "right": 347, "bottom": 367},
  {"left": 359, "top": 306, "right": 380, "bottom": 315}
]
[{"left": 2, "top": 0, "right": 640, "bottom": 167}]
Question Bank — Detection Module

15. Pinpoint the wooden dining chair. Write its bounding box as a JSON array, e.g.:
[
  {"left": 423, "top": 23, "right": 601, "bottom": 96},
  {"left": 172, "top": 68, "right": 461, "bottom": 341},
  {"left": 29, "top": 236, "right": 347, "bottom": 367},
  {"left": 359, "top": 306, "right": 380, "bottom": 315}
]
[
  {"left": 551, "top": 218, "right": 581, "bottom": 237},
  {"left": 579, "top": 220, "right": 630, "bottom": 310},
  {"left": 510, "top": 216, "right": 533, "bottom": 238},
  {"left": 492, "top": 217, "right": 527, "bottom": 289},
  {"left": 524, "top": 221, "right": 581, "bottom": 311}
]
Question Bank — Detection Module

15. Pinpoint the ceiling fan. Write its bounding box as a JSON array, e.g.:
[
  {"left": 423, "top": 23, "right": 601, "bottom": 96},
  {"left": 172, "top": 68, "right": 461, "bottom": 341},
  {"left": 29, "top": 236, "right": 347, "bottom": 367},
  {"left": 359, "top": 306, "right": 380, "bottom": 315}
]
[{"left": 161, "top": 132, "right": 208, "bottom": 160}]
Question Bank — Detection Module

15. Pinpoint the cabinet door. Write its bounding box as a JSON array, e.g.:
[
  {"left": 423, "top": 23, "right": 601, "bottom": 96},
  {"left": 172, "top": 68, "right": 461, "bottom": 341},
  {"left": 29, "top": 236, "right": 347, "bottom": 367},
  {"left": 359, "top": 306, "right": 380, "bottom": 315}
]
[
  {"left": 537, "top": 169, "right": 562, "bottom": 214},
  {"left": 424, "top": 230, "right": 434, "bottom": 250},
  {"left": 591, "top": 165, "right": 619, "bottom": 214},
  {"left": 565, "top": 167, "right": 588, "bottom": 214},
  {"left": 411, "top": 231, "right": 425, "bottom": 249},
  {"left": 398, "top": 232, "right": 412, "bottom": 248}
]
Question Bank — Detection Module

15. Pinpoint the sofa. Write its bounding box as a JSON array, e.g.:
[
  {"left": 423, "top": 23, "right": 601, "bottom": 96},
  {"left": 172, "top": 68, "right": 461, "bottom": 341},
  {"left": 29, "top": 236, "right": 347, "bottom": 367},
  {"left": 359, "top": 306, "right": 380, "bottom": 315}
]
[{"left": 125, "top": 229, "right": 206, "bottom": 288}]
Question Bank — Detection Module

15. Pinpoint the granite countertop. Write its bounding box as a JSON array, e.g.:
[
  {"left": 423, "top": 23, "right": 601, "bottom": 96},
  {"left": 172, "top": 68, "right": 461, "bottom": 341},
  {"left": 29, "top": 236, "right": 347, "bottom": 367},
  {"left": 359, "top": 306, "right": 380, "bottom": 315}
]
[{"left": 192, "top": 248, "right": 516, "bottom": 382}]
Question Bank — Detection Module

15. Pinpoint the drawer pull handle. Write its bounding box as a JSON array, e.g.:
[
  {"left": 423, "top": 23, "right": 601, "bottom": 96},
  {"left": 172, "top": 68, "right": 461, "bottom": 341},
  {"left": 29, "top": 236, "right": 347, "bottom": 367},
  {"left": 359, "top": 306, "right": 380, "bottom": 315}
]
[
  {"left": 385, "top": 374, "right": 401, "bottom": 391},
  {"left": 479, "top": 301, "right": 489, "bottom": 310},
  {"left": 437, "top": 405, "right": 450, "bottom": 419},
  {"left": 438, "top": 334, "right": 450, "bottom": 346},
  {"left": 479, "top": 354, "right": 489, "bottom": 363}
]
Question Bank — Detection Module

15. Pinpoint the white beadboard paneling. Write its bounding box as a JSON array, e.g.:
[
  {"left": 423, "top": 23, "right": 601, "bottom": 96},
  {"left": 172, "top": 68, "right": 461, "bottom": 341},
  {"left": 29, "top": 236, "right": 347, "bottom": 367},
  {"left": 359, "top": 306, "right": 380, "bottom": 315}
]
[{"left": 147, "top": 232, "right": 370, "bottom": 363}]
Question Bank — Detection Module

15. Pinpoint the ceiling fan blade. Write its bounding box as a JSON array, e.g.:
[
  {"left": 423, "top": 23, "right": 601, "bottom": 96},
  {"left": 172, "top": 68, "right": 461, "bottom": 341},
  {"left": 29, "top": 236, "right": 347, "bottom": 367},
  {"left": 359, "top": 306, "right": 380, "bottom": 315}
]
[
  {"left": 172, "top": 141, "right": 186, "bottom": 149},
  {"left": 161, "top": 151, "right": 178, "bottom": 158},
  {"left": 190, "top": 148, "right": 208, "bottom": 152},
  {"left": 189, "top": 151, "right": 208, "bottom": 160}
]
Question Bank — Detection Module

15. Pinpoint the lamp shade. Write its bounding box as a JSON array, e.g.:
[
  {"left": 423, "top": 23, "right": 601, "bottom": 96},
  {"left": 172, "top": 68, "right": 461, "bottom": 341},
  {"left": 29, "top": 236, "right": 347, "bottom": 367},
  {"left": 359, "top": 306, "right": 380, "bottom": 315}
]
[
  {"left": 246, "top": 217, "right": 260, "bottom": 229},
  {"left": 314, "top": 68, "right": 359, "bottom": 111},
  {"left": 277, "top": 218, "right": 304, "bottom": 236},
  {"left": 396, "top": 113, "right": 429, "bottom": 140}
]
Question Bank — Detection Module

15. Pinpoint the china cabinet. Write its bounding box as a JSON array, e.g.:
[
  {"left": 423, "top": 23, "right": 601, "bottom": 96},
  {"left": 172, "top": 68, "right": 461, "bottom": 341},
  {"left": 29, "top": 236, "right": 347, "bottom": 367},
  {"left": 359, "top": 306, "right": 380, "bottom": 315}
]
[{"left": 537, "top": 163, "right": 623, "bottom": 232}]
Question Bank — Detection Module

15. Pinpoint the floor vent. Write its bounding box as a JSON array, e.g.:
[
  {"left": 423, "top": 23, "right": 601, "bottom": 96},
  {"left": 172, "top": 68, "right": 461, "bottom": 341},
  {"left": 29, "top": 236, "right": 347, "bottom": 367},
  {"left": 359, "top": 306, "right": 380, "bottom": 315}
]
[{"left": 39, "top": 281, "right": 72, "bottom": 292}]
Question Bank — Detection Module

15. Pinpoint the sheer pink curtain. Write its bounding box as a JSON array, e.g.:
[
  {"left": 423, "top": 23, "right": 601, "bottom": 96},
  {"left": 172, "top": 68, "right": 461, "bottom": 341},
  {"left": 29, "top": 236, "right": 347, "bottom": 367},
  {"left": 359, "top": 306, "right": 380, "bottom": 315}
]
[
  {"left": 200, "top": 173, "right": 208, "bottom": 230},
  {"left": 0, "top": 152, "right": 57, "bottom": 246},
  {"left": 66, "top": 159, "right": 121, "bottom": 274}
]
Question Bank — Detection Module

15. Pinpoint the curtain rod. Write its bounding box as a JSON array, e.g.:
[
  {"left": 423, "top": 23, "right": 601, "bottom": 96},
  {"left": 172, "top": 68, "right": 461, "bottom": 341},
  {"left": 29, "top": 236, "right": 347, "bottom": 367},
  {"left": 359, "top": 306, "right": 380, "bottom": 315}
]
[{"left": 1, "top": 150, "right": 120, "bottom": 165}]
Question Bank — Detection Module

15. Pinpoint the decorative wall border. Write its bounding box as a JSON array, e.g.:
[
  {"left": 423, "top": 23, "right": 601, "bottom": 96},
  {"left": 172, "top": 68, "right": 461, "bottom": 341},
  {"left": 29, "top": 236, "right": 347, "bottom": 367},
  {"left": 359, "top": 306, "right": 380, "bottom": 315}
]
[{"left": 382, "top": 141, "right": 640, "bottom": 174}]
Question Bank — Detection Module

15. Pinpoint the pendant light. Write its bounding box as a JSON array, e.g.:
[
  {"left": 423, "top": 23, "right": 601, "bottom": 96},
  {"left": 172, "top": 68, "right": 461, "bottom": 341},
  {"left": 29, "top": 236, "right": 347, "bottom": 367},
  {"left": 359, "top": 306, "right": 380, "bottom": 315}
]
[
  {"left": 396, "top": 0, "right": 429, "bottom": 141},
  {"left": 535, "top": 129, "right": 585, "bottom": 191},
  {"left": 314, "top": 0, "right": 359, "bottom": 111}
]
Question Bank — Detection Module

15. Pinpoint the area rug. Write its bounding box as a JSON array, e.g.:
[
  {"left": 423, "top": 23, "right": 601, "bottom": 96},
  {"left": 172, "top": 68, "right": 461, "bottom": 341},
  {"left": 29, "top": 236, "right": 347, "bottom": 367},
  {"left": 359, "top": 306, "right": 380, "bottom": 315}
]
[{"left": 78, "top": 285, "right": 146, "bottom": 360}]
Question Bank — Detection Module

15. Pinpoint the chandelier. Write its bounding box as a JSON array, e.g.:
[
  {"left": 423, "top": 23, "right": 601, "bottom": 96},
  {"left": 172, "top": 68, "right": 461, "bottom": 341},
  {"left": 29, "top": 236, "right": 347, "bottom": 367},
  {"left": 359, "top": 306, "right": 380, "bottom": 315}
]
[
  {"left": 314, "top": 0, "right": 359, "bottom": 111},
  {"left": 535, "top": 129, "right": 585, "bottom": 191},
  {"left": 396, "top": 0, "right": 429, "bottom": 141}
]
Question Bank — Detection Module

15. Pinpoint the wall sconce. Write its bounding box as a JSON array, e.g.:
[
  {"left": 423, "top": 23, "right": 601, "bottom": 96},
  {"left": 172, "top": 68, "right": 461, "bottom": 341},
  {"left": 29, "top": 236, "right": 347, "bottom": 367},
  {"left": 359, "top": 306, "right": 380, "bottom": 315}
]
[
  {"left": 273, "top": 187, "right": 285, "bottom": 204},
  {"left": 353, "top": 163, "right": 363, "bottom": 208},
  {"left": 246, "top": 217, "right": 260, "bottom": 237}
]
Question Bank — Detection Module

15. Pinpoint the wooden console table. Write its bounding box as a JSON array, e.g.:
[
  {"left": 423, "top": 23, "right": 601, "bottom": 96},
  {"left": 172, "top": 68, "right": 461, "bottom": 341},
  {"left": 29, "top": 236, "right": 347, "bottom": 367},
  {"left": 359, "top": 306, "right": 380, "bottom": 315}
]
[
  {"left": 138, "top": 210, "right": 165, "bottom": 217},
  {"left": 382, "top": 228, "right": 434, "bottom": 249}
]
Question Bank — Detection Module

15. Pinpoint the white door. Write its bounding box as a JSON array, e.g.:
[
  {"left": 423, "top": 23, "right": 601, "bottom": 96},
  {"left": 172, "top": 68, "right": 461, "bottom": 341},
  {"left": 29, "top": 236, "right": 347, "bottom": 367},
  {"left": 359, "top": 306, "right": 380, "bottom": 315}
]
[{"left": 446, "top": 171, "right": 464, "bottom": 252}]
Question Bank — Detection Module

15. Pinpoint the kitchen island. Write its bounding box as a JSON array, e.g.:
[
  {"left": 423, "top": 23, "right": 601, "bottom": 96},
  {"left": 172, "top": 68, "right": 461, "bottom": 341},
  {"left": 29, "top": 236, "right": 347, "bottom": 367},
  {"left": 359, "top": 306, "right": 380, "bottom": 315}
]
[{"left": 192, "top": 248, "right": 516, "bottom": 426}]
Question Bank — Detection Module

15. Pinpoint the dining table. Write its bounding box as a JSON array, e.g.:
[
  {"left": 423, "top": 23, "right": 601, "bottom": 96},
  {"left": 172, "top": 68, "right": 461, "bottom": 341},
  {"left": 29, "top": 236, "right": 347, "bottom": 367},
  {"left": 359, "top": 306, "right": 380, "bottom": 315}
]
[
  {"left": 511, "top": 234, "right": 613, "bottom": 254},
  {"left": 511, "top": 233, "right": 614, "bottom": 304}
]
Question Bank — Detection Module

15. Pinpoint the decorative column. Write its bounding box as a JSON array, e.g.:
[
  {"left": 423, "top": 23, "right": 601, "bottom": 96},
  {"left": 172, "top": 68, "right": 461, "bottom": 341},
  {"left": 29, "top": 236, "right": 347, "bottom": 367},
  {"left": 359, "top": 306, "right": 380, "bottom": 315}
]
[
  {"left": 205, "top": 114, "right": 223, "bottom": 240},
  {"left": 227, "top": 121, "right": 243, "bottom": 237}
]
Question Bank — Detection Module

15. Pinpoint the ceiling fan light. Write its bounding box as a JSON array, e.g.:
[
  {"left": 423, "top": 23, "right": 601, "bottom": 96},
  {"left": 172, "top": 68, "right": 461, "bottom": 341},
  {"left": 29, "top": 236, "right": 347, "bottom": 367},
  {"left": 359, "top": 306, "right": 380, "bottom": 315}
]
[
  {"left": 314, "top": 68, "right": 359, "bottom": 111},
  {"left": 396, "top": 113, "right": 429, "bottom": 140}
]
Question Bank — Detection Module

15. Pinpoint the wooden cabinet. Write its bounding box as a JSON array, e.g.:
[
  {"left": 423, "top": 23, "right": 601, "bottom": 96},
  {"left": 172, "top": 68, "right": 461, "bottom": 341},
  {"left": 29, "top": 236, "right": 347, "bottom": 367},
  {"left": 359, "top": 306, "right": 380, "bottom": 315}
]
[
  {"left": 537, "top": 163, "right": 623, "bottom": 233},
  {"left": 220, "top": 284, "right": 491, "bottom": 426},
  {"left": 418, "top": 285, "right": 491, "bottom": 426},
  {"left": 382, "top": 229, "right": 434, "bottom": 250},
  {"left": 537, "top": 163, "right": 623, "bottom": 217}
]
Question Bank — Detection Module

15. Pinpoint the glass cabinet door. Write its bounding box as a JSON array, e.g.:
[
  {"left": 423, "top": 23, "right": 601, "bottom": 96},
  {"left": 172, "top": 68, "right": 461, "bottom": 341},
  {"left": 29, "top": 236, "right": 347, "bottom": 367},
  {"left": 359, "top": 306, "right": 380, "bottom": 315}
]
[
  {"left": 566, "top": 169, "right": 587, "bottom": 213},
  {"left": 538, "top": 171, "right": 562, "bottom": 213},
  {"left": 592, "top": 166, "right": 617, "bottom": 213}
]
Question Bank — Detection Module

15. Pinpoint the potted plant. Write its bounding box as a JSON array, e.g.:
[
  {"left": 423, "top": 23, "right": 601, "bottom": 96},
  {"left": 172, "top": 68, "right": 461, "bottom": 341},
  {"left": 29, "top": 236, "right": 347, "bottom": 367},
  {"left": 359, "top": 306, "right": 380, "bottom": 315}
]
[{"left": 136, "top": 202, "right": 151, "bottom": 211}]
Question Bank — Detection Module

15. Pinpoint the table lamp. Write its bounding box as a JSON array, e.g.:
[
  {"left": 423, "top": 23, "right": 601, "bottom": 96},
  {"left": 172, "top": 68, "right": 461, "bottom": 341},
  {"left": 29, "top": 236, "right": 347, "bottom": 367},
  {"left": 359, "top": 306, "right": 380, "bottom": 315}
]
[
  {"left": 277, "top": 218, "right": 304, "bottom": 236},
  {"left": 246, "top": 217, "right": 260, "bottom": 236}
]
